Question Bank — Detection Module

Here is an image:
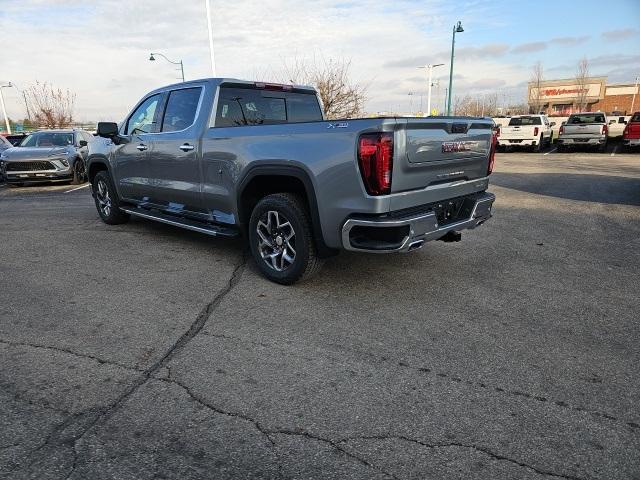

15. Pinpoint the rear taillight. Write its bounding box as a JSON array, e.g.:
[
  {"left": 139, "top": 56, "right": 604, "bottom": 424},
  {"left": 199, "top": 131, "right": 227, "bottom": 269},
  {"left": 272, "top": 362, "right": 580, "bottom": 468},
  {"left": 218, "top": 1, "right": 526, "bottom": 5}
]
[
  {"left": 495, "top": 126, "right": 500, "bottom": 138},
  {"left": 624, "top": 125, "right": 630, "bottom": 137},
  {"left": 559, "top": 125, "right": 564, "bottom": 135},
  {"left": 357, "top": 133, "right": 393, "bottom": 195},
  {"left": 533, "top": 127, "right": 539, "bottom": 136},
  {"left": 602, "top": 124, "right": 608, "bottom": 136},
  {"left": 488, "top": 131, "right": 497, "bottom": 175}
]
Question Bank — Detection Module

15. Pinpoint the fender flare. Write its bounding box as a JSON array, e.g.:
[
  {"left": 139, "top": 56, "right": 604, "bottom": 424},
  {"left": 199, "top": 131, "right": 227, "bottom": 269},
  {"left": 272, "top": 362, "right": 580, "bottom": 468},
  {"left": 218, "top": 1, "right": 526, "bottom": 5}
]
[{"left": 237, "top": 165, "right": 337, "bottom": 258}]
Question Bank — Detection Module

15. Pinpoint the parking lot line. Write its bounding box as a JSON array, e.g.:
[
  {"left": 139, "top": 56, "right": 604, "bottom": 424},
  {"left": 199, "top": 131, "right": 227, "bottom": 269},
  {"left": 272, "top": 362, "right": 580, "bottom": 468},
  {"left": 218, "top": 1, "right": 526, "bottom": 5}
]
[
  {"left": 64, "top": 184, "right": 91, "bottom": 194},
  {"left": 543, "top": 148, "right": 557, "bottom": 156}
]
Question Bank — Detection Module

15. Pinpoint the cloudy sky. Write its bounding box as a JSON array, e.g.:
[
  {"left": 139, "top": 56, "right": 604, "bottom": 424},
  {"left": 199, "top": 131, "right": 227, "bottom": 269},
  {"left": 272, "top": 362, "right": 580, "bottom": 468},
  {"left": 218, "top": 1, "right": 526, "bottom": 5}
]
[{"left": 1, "top": 0, "right": 639, "bottom": 121}]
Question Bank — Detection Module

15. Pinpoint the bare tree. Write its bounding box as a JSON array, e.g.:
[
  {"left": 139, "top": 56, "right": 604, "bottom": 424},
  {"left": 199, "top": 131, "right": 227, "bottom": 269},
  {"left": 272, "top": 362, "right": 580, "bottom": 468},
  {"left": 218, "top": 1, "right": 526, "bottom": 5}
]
[
  {"left": 283, "top": 57, "right": 366, "bottom": 119},
  {"left": 574, "top": 58, "right": 590, "bottom": 112},
  {"left": 530, "top": 61, "right": 544, "bottom": 114},
  {"left": 25, "top": 81, "right": 76, "bottom": 128}
]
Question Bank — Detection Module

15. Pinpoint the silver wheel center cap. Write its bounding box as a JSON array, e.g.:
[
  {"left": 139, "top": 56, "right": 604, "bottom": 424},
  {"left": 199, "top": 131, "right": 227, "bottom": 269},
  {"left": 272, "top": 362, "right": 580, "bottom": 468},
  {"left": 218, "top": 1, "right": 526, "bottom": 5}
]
[{"left": 275, "top": 236, "right": 283, "bottom": 246}]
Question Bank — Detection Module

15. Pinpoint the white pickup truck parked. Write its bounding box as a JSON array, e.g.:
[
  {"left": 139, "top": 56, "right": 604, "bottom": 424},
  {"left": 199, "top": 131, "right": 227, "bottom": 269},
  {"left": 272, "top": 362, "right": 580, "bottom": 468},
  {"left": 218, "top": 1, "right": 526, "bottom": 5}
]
[{"left": 497, "top": 115, "right": 554, "bottom": 152}]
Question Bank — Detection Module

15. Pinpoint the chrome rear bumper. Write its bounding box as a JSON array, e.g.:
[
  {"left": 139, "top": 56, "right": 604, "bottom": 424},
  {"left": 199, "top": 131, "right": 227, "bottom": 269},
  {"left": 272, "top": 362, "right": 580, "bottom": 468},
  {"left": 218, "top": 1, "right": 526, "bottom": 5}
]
[{"left": 341, "top": 192, "right": 495, "bottom": 253}]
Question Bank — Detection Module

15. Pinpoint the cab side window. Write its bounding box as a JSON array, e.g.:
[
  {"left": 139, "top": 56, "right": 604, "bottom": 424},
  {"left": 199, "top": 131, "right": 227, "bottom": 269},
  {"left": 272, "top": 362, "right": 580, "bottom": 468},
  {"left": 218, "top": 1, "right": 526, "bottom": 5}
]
[
  {"left": 126, "top": 94, "right": 162, "bottom": 135},
  {"left": 161, "top": 88, "right": 202, "bottom": 132}
]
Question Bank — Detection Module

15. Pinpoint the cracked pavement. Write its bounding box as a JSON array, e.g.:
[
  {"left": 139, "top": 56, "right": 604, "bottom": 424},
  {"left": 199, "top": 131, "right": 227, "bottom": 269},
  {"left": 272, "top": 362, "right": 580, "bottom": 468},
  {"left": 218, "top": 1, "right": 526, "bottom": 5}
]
[{"left": 1, "top": 150, "right": 639, "bottom": 479}]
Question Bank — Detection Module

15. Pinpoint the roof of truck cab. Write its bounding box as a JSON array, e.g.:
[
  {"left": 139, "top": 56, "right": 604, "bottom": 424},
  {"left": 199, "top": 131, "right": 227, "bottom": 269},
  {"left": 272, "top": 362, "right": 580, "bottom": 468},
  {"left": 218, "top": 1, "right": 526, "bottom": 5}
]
[{"left": 147, "top": 78, "right": 317, "bottom": 93}]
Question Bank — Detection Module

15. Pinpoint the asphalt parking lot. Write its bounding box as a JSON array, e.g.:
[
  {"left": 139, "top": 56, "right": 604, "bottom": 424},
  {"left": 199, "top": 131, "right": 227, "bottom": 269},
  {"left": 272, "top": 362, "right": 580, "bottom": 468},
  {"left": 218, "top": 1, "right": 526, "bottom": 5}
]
[{"left": 1, "top": 147, "right": 639, "bottom": 479}]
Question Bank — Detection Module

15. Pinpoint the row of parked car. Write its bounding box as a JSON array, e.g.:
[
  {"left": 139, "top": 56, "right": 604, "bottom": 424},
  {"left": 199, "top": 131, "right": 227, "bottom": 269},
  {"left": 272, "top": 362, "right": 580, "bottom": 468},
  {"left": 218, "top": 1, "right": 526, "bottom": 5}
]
[
  {"left": 0, "top": 129, "right": 93, "bottom": 186},
  {"left": 496, "top": 112, "right": 640, "bottom": 153}
]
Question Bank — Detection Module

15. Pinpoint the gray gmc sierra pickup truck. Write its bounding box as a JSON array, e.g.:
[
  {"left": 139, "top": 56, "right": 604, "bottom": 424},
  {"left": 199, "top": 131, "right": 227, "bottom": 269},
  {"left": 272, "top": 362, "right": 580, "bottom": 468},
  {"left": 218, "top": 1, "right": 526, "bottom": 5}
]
[{"left": 88, "top": 78, "right": 496, "bottom": 284}]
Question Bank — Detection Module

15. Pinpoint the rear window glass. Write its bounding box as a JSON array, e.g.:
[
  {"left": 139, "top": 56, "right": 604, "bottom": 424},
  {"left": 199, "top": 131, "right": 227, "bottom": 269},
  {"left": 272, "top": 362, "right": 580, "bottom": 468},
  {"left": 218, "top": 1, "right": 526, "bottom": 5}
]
[
  {"left": 508, "top": 116, "right": 542, "bottom": 126},
  {"left": 568, "top": 114, "right": 605, "bottom": 124},
  {"left": 214, "top": 87, "right": 322, "bottom": 127},
  {"left": 631, "top": 113, "right": 640, "bottom": 122}
]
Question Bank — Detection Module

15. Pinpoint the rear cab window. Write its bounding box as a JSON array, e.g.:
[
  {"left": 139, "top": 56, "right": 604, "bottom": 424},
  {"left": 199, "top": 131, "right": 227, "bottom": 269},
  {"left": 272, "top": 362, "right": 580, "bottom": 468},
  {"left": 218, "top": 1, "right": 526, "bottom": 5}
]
[
  {"left": 214, "top": 85, "right": 323, "bottom": 127},
  {"left": 631, "top": 113, "right": 640, "bottom": 122},
  {"left": 508, "top": 116, "right": 542, "bottom": 126},
  {"left": 568, "top": 114, "right": 605, "bottom": 124}
]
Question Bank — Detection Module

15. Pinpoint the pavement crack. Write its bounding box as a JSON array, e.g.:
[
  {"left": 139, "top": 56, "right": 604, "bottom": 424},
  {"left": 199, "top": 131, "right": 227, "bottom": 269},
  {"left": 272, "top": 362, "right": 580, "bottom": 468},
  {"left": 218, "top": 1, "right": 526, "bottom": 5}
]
[
  {"left": 16, "top": 252, "right": 247, "bottom": 478},
  {"left": 158, "top": 376, "right": 396, "bottom": 480},
  {"left": 392, "top": 359, "right": 637, "bottom": 432},
  {"left": 0, "top": 338, "right": 143, "bottom": 374},
  {"left": 342, "top": 435, "right": 585, "bottom": 480},
  {"left": 267, "top": 429, "right": 400, "bottom": 480}
]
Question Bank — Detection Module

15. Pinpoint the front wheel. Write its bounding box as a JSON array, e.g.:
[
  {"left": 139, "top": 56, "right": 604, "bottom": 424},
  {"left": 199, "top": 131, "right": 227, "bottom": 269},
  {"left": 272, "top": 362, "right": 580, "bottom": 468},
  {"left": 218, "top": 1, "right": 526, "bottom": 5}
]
[
  {"left": 92, "top": 171, "right": 130, "bottom": 225},
  {"left": 71, "top": 159, "right": 87, "bottom": 185},
  {"left": 249, "top": 193, "right": 323, "bottom": 285}
]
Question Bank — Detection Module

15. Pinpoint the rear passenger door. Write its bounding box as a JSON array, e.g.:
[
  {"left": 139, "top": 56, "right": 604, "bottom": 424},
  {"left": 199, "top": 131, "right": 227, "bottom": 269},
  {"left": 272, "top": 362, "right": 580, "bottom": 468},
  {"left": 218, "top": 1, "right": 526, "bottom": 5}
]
[{"left": 145, "top": 86, "right": 205, "bottom": 216}]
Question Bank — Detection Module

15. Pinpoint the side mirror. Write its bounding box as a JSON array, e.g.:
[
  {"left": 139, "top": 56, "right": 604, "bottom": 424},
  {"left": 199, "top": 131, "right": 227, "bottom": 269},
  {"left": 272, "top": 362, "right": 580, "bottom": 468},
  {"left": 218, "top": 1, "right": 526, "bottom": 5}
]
[
  {"left": 79, "top": 140, "right": 88, "bottom": 147},
  {"left": 97, "top": 122, "right": 119, "bottom": 138},
  {"left": 608, "top": 120, "right": 615, "bottom": 125},
  {"left": 550, "top": 122, "right": 556, "bottom": 127}
]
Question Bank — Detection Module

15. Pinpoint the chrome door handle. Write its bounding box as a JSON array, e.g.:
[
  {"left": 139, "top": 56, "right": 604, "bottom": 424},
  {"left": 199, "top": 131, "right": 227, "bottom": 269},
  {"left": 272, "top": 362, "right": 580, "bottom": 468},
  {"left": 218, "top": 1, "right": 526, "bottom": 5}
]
[
  {"left": 136, "top": 144, "right": 148, "bottom": 151},
  {"left": 179, "top": 143, "right": 195, "bottom": 152}
]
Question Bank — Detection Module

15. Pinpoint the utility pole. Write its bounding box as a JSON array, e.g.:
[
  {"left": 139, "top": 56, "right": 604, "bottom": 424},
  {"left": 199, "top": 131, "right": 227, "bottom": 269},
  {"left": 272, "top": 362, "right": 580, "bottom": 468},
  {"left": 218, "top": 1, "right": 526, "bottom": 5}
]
[
  {"left": 205, "top": 0, "right": 217, "bottom": 76},
  {"left": 418, "top": 63, "right": 444, "bottom": 116},
  {"left": 446, "top": 21, "right": 464, "bottom": 115},
  {"left": 0, "top": 83, "right": 12, "bottom": 134},
  {"left": 631, "top": 75, "right": 639, "bottom": 114}
]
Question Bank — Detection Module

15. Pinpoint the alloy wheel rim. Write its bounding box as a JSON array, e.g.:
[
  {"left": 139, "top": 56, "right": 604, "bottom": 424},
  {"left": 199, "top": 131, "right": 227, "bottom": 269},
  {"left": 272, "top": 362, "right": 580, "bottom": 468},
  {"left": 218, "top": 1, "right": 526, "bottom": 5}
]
[
  {"left": 96, "top": 180, "right": 112, "bottom": 217},
  {"left": 75, "top": 161, "right": 86, "bottom": 181},
  {"left": 256, "top": 210, "right": 296, "bottom": 272}
]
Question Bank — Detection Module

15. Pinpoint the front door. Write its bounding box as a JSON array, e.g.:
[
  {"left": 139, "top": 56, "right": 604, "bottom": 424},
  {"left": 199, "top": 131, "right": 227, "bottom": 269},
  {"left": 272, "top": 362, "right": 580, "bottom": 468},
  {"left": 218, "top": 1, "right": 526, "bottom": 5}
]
[
  {"left": 145, "top": 86, "right": 205, "bottom": 217},
  {"left": 112, "top": 93, "right": 163, "bottom": 201}
]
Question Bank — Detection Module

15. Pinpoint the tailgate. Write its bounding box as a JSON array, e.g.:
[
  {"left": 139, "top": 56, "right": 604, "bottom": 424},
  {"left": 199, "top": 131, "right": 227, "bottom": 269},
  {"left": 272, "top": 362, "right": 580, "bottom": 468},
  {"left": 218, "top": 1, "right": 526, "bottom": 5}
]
[
  {"left": 626, "top": 123, "right": 640, "bottom": 138},
  {"left": 392, "top": 117, "right": 492, "bottom": 193},
  {"left": 500, "top": 126, "right": 532, "bottom": 139},
  {"left": 564, "top": 124, "right": 603, "bottom": 137}
]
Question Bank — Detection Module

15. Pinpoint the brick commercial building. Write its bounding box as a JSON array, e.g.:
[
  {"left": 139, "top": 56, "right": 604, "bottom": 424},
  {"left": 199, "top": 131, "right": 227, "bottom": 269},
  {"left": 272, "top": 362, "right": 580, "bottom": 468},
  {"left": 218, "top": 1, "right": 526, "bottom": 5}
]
[{"left": 528, "top": 76, "right": 639, "bottom": 115}]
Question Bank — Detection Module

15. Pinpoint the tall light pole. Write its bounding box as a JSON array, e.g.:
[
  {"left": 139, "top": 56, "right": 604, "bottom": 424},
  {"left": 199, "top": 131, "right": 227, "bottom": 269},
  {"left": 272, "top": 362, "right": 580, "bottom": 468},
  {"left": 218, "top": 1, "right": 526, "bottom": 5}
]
[
  {"left": 419, "top": 63, "right": 444, "bottom": 116},
  {"left": 205, "top": 0, "right": 217, "bottom": 76},
  {"left": 630, "top": 75, "right": 639, "bottom": 114},
  {"left": 149, "top": 53, "right": 185, "bottom": 82},
  {"left": 0, "top": 82, "right": 12, "bottom": 134},
  {"left": 446, "top": 21, "right": 464, "bottom": 116}
]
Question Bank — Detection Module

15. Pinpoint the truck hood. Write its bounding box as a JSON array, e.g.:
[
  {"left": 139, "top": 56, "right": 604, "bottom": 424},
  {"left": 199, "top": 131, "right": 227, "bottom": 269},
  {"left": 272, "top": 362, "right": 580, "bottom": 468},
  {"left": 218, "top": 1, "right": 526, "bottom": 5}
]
[{"left": 1, "top": 146, "right": 73, "bottom": 161}]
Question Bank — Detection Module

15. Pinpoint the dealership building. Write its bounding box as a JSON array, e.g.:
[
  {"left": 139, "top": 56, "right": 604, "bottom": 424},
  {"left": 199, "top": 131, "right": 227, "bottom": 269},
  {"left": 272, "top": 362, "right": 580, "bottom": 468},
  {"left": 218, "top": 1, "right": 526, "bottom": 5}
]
[{"left": 528, "top": 77, "right": 639, "bottom": 115}]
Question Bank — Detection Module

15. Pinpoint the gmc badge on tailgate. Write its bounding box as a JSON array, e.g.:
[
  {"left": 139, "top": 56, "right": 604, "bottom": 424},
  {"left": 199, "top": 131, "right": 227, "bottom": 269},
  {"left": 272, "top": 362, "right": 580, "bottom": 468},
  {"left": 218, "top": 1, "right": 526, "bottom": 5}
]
[{"left": 442, "top": 141, "right": 475, "bottom": 153}]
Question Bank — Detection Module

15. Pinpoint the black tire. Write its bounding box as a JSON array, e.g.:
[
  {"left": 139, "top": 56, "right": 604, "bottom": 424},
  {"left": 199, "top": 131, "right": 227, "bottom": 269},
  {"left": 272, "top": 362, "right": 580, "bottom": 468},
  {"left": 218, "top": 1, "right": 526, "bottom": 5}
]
[
  {"left": 92, "top": 171, "right": 130, "bottom": 225},
  {"left": 533, "top": 135, "right": 543, "bottom": 152},
  {"left": 598, "top": 142, "right": 607, "bottom": 153},
  {"left": 557, "top": 144, "right": 565, "bottom": 153},
  {"left": 71, "top": 159, "right": 87, "bottom": 185},
  {"left": 249, "top": 193, "right": 323, "bottom": 285}
]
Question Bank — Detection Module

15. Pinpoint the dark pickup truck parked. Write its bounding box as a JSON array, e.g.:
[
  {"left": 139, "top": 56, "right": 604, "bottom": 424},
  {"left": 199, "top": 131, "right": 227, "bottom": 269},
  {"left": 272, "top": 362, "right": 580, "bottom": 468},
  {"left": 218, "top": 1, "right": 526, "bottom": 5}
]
[{"left": 89, "top": 78, "right": 496, "bottom": 284}]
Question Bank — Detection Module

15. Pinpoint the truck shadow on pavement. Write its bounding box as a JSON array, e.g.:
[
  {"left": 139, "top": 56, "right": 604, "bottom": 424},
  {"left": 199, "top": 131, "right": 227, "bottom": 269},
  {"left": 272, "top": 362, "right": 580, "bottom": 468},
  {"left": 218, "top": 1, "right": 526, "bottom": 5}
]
[{"left": 490, "top": 172, "right": 640, "bottom": 206}]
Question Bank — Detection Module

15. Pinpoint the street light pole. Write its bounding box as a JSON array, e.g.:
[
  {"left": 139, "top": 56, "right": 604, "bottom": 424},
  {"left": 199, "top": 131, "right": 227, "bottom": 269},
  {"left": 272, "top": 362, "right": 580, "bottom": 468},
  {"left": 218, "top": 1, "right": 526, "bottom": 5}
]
[
  {"left": 418, "top": 64, "right": 444, "bottom": 116},
  {"left": 0, "top": 83, "right": 12, "bottom": 134},
  {"left": 446, "top": 21, "right": 464, "bottom": 116},
  {"left": 149, "top": 53, "right": 185, "bottom": 82},
  {"left": 630, "top": 75, "right": 639, "bottom": 114},
  {"left": 205, "top": 0, "right": 217, "bottom": 76}
]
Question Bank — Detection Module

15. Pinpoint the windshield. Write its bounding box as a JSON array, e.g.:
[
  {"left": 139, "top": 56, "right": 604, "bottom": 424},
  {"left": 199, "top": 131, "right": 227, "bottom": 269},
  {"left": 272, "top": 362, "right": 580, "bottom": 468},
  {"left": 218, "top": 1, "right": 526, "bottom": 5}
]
[
  {"left": 20, "top": 132, "right": 74, "bottom": 147},
  {"left": 568, "top": 114, "right": 605, "bottom": 124},
  {"left": 508, "top": 116, "right": 542, "bottom": 126}
]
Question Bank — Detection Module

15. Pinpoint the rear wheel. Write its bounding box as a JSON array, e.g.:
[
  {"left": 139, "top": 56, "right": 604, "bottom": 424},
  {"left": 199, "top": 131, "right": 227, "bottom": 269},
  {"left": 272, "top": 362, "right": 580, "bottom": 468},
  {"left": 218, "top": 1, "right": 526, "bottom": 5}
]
[
  {"left": 533, "top": 135, "right": 543, "bottom": 152},
  {"left": 92, "top": 171, "right": 130, "bottom": 225},
  {"left": 249, "top": 193, "right": 323, "bottom": 285},
  {"left": 598, "top": 142, "right": 608, "bottom": 153}
]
